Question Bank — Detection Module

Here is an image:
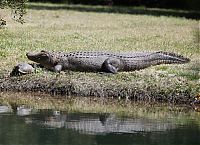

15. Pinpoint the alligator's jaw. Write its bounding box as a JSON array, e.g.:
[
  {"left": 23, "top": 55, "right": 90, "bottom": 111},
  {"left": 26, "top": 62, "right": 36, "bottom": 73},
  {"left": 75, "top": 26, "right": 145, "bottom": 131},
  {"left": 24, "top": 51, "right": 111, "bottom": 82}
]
[
  {"left": 26, "top": 52, "right": 37, "bottom": 62},
  {"left": 26, "top": 51, "right": 54, "bottom": 69},
  {"left": 27, "top": 51, "right": 50, "bottom": 62}
]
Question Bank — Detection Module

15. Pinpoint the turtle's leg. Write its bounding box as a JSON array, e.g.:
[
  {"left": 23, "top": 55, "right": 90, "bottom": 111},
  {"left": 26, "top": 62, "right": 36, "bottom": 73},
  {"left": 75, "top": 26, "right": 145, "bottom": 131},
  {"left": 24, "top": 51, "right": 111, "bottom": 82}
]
[{"left": 101, "top": 58, "right": 122, "bottom": 74}]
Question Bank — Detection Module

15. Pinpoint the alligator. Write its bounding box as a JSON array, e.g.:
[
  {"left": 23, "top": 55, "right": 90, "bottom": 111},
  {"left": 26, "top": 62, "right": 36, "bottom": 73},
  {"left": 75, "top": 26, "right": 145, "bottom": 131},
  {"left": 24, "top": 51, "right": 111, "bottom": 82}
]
[{"left": 26, "top": 50, "right": 190, "bottom": 73}]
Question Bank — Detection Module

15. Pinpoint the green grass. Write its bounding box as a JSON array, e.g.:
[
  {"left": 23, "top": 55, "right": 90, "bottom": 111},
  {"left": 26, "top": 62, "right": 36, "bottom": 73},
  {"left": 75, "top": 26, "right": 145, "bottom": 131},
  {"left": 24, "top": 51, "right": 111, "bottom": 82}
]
[
  {"left": 0, "top": 3, "right": 199, "bottom": 104},
  {"left": 0, "top": 3, "right": 199, "bottom": 60}
]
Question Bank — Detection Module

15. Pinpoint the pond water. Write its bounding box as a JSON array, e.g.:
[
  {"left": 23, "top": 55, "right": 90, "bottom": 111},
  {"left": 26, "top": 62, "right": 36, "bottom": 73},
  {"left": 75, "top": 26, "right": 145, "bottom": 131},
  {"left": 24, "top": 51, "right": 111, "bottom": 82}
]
[{"left": 0, "top": 105, "right": 200, "bottom": 145}]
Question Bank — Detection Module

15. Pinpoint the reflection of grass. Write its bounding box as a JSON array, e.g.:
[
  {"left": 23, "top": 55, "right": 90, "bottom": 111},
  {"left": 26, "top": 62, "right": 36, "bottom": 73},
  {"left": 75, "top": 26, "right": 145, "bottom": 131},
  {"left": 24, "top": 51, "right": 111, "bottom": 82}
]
[
  {"left": 0, "top": 3, "right": 199, "bottom": 103},
  {"left": 1, "top": 92, "right": 200, "bottom": 126}
]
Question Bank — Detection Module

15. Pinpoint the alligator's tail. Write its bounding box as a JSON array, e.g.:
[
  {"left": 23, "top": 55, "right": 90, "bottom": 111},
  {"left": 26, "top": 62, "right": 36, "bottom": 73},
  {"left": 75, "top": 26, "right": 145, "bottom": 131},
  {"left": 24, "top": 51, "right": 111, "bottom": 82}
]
[{"left": 153, "top": 51, "right": 190, "bottom": 64}]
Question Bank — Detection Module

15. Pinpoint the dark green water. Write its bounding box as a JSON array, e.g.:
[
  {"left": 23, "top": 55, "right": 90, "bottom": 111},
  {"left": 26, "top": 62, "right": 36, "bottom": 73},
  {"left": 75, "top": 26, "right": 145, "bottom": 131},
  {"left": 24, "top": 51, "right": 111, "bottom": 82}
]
[{"left": 0, "top": 105, "right": 200, "bottom": 145}]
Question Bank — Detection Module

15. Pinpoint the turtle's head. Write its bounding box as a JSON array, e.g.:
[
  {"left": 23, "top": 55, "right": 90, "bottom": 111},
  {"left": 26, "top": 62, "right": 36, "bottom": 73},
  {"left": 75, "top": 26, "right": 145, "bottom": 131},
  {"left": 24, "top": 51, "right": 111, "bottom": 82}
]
[{"left": 26, "top": 50, "right": 54, "bottom": 67}]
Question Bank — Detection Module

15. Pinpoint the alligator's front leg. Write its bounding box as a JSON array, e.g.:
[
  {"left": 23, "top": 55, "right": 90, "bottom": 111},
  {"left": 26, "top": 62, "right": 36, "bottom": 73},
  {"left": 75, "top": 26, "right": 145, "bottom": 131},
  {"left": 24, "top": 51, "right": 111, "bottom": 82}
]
[{"left": 101, "top": 58, "right": 123, "bottom": 73}]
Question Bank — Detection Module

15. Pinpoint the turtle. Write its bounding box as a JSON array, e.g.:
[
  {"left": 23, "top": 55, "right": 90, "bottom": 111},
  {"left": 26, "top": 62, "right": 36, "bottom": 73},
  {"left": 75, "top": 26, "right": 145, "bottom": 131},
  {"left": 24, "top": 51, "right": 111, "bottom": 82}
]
[{"left": 10, "top": 63, "right": 35, "bottom": 76}]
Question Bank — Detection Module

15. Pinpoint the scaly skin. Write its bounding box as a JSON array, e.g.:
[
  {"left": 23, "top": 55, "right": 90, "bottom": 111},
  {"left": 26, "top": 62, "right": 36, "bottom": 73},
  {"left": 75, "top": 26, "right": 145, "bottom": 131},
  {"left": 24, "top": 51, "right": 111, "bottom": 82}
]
[{"left": 26, "top": 50, "right": 190, "bottom": 73}]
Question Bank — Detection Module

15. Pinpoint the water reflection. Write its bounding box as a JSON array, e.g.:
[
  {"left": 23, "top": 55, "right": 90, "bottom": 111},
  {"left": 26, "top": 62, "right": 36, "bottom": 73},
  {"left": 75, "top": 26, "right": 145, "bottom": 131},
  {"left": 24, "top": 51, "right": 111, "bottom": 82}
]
[
  {"left": 0, "top": 105, "right": 35, "bottom": 116},
  {"left": 0, "top": 105, "right": 12, "bottom": 113},
  {"left": 17, "top": 105, "right": 34, "bottom": 116},
  {"left": 0, "top": 105, "right": 200, "bottom": 145},
  {"left": 22, "top": 112, "right": 177, "bottom": 134},
  {"left": 65, "top": 114, "right": 176, "bottom": 134}
]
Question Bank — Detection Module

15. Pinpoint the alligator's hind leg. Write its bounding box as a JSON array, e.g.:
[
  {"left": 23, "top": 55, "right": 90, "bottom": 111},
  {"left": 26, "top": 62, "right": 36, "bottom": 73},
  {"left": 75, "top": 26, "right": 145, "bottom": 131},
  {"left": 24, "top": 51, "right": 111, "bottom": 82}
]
[{"left": 101, "top": 58, "right": 122, "bottom": 74}]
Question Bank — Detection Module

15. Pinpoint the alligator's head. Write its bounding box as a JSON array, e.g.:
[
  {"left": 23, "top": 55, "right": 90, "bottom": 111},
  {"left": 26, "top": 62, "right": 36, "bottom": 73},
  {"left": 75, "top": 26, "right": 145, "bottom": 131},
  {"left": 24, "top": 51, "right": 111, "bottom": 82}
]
[{"left": 26, "top": 50, "right": 55, "bottom": 69}]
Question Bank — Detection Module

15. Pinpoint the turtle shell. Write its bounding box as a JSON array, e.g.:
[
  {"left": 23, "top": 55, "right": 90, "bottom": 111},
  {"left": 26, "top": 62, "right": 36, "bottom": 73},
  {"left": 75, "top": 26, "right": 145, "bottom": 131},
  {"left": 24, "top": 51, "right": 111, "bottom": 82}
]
[
  {"left": 18, "top": 63, "right": 34, "bottom": 74},
  {"left": 10, "top": 63, "right": 34, "bottom": 76}
]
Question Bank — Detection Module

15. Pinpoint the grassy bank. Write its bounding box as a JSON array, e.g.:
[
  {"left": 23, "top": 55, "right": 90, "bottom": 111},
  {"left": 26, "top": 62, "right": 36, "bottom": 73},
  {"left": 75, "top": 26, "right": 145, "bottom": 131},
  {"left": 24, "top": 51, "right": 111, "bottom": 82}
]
[
  {"left": 0, "top": 3, "right": 199, "bottom": 103},
  {"left": 0, "top": 70, "right": 199, "bottom": 103}
]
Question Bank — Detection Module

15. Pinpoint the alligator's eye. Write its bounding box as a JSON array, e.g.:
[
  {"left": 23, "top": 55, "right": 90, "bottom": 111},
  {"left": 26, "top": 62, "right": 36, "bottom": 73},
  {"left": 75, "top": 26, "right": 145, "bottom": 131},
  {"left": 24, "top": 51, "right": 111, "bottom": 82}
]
[
  {"left": 38, "top": 51, "right": 48, "bottom": 58},
  {"left": 41, "top": 53, "right": 48, "bottom": 58},
  {"left": 41, "top": 50, "right": 47, "bottom": 53}
]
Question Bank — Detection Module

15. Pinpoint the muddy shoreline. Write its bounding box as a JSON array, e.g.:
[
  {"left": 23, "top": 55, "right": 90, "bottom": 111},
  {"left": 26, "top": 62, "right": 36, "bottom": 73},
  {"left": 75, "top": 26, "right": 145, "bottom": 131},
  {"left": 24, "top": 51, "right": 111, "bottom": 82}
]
[{"left": 0, "top": 71, "right": 198, "bottom": 104}]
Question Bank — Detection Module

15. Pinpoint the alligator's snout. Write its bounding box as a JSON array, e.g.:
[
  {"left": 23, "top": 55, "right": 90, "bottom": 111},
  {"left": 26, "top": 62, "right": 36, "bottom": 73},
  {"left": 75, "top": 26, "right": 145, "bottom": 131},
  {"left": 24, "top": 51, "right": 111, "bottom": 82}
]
[
  {"left": 26, "top": 52, "right": 38, "bottom": 62},
  {"left": 26, "top": 52, "right": 34, "bottom": 58},
  {"left": 26, "top": 52, "right": 32, "bottom": 58},
  {"left": 26, "top": 51, "right": 50, "bottom": 64}
]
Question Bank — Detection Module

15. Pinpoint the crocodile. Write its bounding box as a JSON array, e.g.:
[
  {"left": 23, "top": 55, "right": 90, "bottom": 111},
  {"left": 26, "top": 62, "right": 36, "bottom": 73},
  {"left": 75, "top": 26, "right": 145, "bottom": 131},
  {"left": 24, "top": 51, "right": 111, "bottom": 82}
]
[{"left": 26, "top": 50, "right": 190, "bottom": 73}]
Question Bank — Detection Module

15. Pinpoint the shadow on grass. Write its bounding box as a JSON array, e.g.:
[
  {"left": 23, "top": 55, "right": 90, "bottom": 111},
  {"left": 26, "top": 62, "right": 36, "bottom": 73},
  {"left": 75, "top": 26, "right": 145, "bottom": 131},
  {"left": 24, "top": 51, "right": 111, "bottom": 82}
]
[{"left": 27, "top": 3, "right": 200, "bottom": 20}]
